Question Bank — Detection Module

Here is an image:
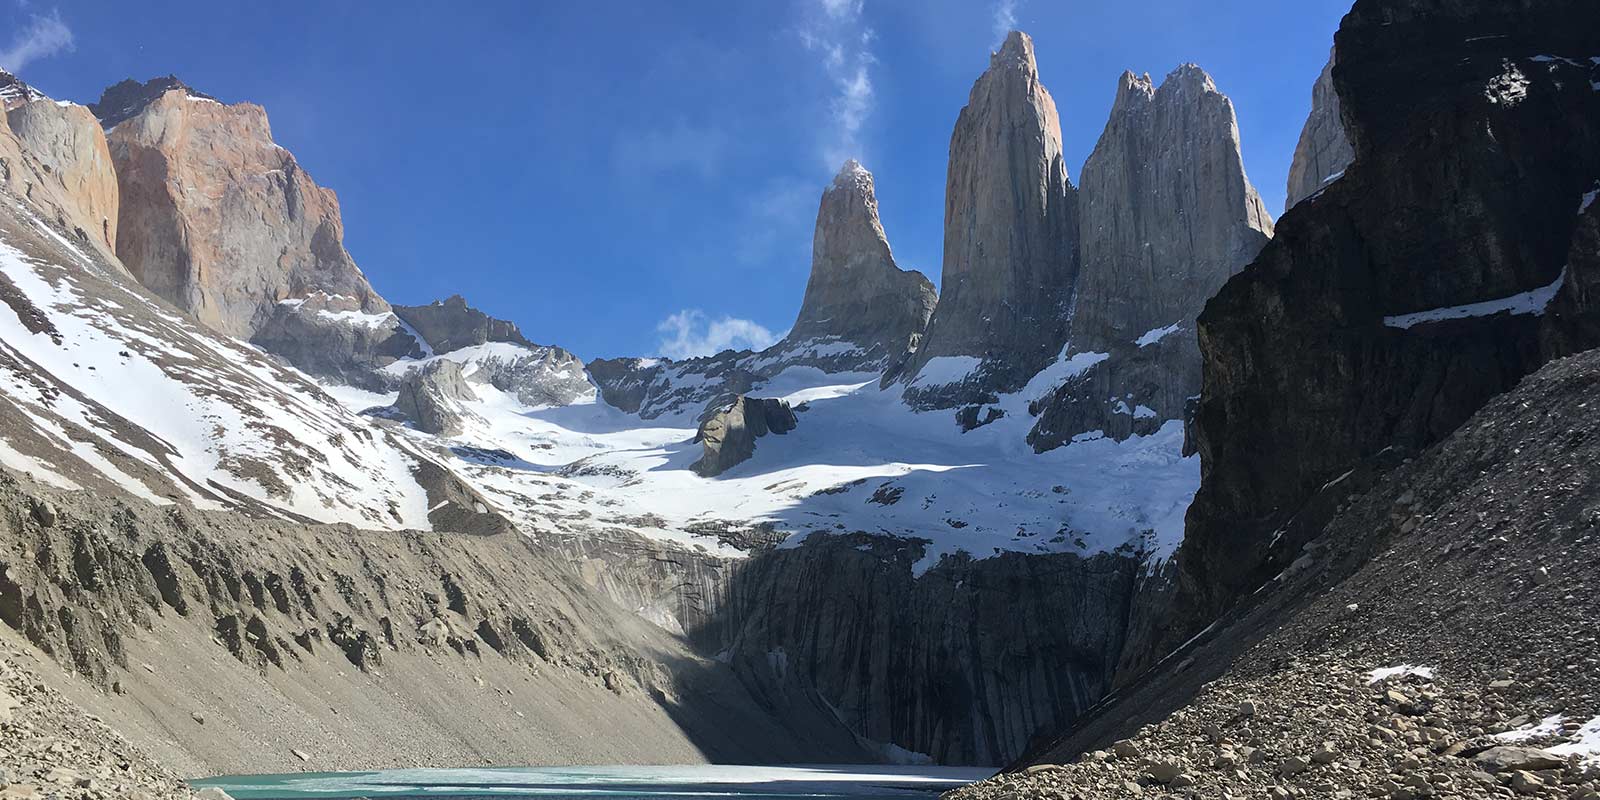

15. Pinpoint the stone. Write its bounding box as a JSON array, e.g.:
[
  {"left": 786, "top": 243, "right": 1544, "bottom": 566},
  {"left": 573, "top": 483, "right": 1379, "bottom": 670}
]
[
  {"left": 1112, "top": 739, "right": 1142, "bottom": 759},
  {"left": 190, "top": 710, "right": 205, "bottom": 725},
  {"left": 95, "top": 77, "right": 388, "bottom": 341},
  {"left": 1143, "top": 757, "right": 1185, "bottom": 783},
  {"left": 1237, "top": 699, "right": 1260, "bottom": 718},
  {"left": 1311, "top": 742, "right": 1339, "bottom": 764},
  {"left": 1279, "top": 755, "right": 1312, "bottom": 776},
  {"left": 393, "top": 360, "right": 479, "bottom": 436},
  {"left": 1474, "top": 746, "right": 1567, "bottom": 773},
  {"left": 290, "top": 748, "right": 311, "bottom": 762},
  {"left": 194, "top": 789, "right": 234, "bottom": 800},
  {"left": 691, "top": 396, "right": 797, "bottom": 477},
  {"left": 899, "top": 31, "right": 1079, "bottom": 405},
  {"left": 1284, "top": 48, "right": 1355, "bottom": 212},
  {"left": 788, "top": 160, "right": 936, "bottom": 366},
  {"left": 0, "top": 686, "right": 16, "bottom": 723}
]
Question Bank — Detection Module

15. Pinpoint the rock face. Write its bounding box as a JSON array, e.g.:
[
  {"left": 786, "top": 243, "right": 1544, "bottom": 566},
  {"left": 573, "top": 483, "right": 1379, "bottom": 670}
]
[
  {"left": 395, "top": 360, "right": 480, "bottom": 436},
  {"left": 5, "top": 99, "right": 120, "bottom": 254},
  {"left": 393, "top": 295, "right": 534, "bottom": 353},
  {"left": 692, "top": 396, "right": 797, "bottom": 477},
  {"left": 1071, "top": 66, "right": 1272, "bottom": 355},
  {"left": 1284, "top": 50, "right": 1354, "bottom": 213},
  {"left": 1026, "top": 66, "right": 1272, "bottom": 450},
  {"left": 788, "top": 160, "right": 936, "bottom": 365},
  {"left": 251, "top": 293, "right": 424, "bottom": 390},
  {"left": 899, "top": 31, "right": 1079, "bottom": 405},
  {"left": 1165, "top": 0, "right": 1600, "bottom": 661},
  {"left": 96, "top": 77, "right": 388, "bottom": 340},
  {"left": 707, "top": 536, "right": 1141, "bottom": 765}
]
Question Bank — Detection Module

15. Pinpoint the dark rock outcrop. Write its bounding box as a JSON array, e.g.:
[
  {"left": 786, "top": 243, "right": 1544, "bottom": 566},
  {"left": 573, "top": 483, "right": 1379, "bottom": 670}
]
[
  {"left": 1161, "top": 0, "right": 1600, "bottom": 667},
  {"left": 787, "top": 160, "right": 936, "bottom": 365},
  {"left": 692, "top": 396, "right": 797, "bottom": 477},
  {"left": 89, "top": 75, "right": 216, "bottom": 129},
  {"left": 1026, "top": 65, "right": 1271, "bottom": 451},
  {"left": 1284, "top": 49, "right": 1355, "bottom": 212},
  {"left": 392, "top": 295, "right": 535, "bottom": 354},
  {"left": 898, "top": 31, "right": 1079, "bottom": 406},
  {"left": 394, "top": 360, "right": 479, "bottom": 436}
]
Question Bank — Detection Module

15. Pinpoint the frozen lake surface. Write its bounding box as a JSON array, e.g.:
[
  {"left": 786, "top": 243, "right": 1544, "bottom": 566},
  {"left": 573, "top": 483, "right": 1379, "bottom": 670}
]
[{"left": 191, "top": 764, "right": 995, "bottom": 799}]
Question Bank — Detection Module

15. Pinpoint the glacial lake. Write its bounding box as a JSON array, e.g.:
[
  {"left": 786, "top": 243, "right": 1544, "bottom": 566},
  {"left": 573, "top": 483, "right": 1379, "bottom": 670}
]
[{"left": 189, "top": 764, "right": 995, "bottom": 799}]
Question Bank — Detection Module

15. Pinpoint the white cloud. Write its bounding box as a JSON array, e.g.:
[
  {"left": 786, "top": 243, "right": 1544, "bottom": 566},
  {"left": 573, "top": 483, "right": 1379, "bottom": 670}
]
[
  {"left": 800, "top": 0, "right": 875, "bottom": 169},
  {"left": 656, "top": 309, "right": 780, "bottom": 359},
  {"left": 992, "top": 0, "right": 1019, "bottom": 49},
  {"left": 0, "top": 10, "right": 74, "bottom": 74}
]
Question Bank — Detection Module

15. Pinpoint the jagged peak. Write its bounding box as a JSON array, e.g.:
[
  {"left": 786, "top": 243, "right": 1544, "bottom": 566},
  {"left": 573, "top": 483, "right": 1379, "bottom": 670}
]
[
  {"left": 90, "top": 75, "right": 219, "bottom": 129},
  {"left": 990, "top": 30, "right": 1038, "bottom": 75},
  {"left": 0, "top": 69, "right": 47, "bottom": 110},
  {"left": 1159, "top": 63, "right": 1220, "bottom": 95},
  {"left": 828, "top": 158, "right": 874, "bottom": 195}
]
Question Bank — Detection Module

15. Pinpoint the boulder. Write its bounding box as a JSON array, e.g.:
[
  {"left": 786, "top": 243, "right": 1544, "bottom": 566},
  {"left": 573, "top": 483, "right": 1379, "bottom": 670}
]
[
  {"left": 393, "top": 360, "right": 479, "bottom": 436},
  {"left": 692, "top": 396, "right": 797, "bottom": 477}
]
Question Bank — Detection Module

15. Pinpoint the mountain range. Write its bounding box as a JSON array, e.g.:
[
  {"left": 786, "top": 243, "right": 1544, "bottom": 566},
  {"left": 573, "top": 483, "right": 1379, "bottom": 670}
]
[{"left": 0, "top": 1, "right": 1597, "bottom": 797}]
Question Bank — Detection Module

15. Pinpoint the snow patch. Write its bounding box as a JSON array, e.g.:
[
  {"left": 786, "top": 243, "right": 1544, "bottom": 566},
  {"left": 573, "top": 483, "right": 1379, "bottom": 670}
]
[
  {"left": 912, "top": 355, "right": 982, "bottom": 386},
  {"left": 1135, "top": 323, "right": 1181, "bottom": 348},
  {"left": 1495, "top": 714, "right": 1565, "bottom": 743},
  {"left": 1383, "top": 269, "right": 1565, "bottom": 329},
  {"left": 1367, "top": 664, "right": 1436, "bottom": 684}
]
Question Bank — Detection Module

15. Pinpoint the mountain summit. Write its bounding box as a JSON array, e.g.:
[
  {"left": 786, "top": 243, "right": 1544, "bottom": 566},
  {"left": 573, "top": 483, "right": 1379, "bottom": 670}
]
[{"left": 787, "top": 160, "right": 936, "bottom": 364}]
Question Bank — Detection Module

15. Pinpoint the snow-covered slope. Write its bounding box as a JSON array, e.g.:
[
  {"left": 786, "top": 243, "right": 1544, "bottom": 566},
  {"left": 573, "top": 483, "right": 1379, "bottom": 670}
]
[
  {"left": 344, "top": 341, "right": 1198, "bottom": 574},
  {"left": 0, "top": 192, "right": 441, "bottom": 529}
]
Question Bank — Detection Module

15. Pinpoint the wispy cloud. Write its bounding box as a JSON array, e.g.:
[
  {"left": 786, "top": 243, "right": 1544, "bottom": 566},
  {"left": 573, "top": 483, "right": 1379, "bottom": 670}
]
[
  {"left": 656, "top": 309, "right": 780, "bottom": 359},
  {"left": 799, "top": 0, "right": 875, "bottom": 170},
  {"left": 614, "top": 117, "right": 731, "bottom": 180},
  {"left": 0, "top": 9, "right": 74, "bottom": 74},
  {"left": 992, "top": 0, "right": 1019, "bottom": 49}
]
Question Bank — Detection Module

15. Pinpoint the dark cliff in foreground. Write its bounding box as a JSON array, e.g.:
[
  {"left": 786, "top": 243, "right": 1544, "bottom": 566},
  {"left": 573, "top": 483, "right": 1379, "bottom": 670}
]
[{"left": 1124, "top": 0, "right": 1600, "bottom": 682}]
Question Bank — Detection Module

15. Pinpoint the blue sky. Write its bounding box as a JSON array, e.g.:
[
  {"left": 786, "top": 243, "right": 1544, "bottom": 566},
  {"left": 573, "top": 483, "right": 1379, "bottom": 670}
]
[{"left": 4, "top": 0, "right": 1350, "bottom": 360}]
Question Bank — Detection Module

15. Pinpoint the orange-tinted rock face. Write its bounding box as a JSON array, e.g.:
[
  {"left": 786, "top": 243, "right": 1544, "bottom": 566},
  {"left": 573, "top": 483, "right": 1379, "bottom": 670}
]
[
  {"left": 99, "top": 80, "right": 386, "bottom": 339},
  {"left": 6, "top": 99, "right": 120, "bottom": 253}
]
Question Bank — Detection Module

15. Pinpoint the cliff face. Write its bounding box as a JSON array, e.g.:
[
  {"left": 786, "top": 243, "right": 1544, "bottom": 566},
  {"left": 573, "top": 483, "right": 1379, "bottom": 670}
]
[
  {"left": 0, "top": 73, "right": 122, "bottom": 266},
  {"left": 789, "top": 160, "right": 937, "bottom": 366},
  {"left": 899, "top": 31, "right": 1079, "bottom": 406},
  {"left": 706, "top": 536, "right": 1140, "bottom": 766},
  {"left": 1284, "top": 49, "right": 1355, "bottom": 212},
  {"left": 97, "top": 78, "right": 388, "bottom": 340},
  {"left": 1026, "top": 65, "right": 1272, "bottom": 451},
  {"left": 5, "top": 99, "right": 120, "bottom": 254},
  {"left": 1160, "top": 0, "right": 1600, "bottom": 663}
]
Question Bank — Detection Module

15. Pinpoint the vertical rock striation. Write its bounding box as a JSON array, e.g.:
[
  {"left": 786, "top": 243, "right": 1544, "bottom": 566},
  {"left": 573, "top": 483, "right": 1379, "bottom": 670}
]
[
  {"left": 1153, "top": 0, "right": 1600, "bottom": 669},
  {"left": 1027, "top": 65, "right": 1272, "bottom": 450},
  {"left": 95, "top": 77, "right": 388, "bottom": 340},
  {"left": 899, "top": 31, "right": 1078, "bottom": 406},
  {"left": 1284, "top": 49, "right": 1354, "bottom": 213},
  {"left": 787, "top": 160, "right": 936, "bottom": 366}
]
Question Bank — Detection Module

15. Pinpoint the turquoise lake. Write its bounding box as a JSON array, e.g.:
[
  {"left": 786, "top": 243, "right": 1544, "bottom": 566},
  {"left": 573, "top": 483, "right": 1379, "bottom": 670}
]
[{"left": 190, "top": 764, "right": 995, "bottom": 799}]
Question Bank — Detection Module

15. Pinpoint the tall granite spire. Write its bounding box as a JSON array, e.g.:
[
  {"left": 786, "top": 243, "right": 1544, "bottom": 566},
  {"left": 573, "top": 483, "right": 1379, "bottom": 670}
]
[
  {"left": 788, "top": 160, "right": 936, "bottom": 364},
  {"left": 898, "top": 31, "right": 1079, "bottom": 406}
]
